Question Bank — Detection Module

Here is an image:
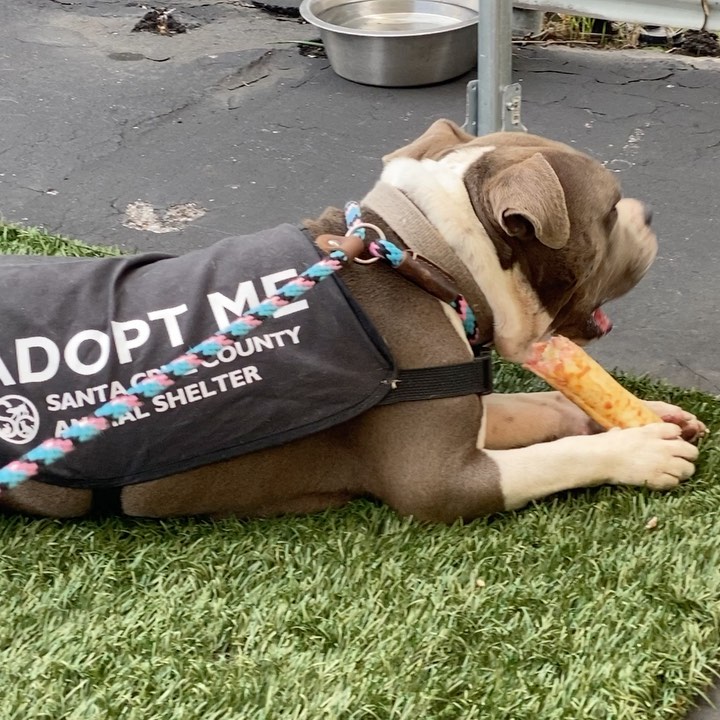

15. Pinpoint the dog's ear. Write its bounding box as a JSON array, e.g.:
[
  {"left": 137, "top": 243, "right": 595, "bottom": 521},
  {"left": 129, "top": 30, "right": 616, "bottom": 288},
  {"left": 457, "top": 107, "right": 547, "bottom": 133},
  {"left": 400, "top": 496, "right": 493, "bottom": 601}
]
[
  {"left": 383, "top": 119, "right": 475, "bottom": 163},
  {"left": 486, "top": 152, "right": 570, "bottom": 249}
]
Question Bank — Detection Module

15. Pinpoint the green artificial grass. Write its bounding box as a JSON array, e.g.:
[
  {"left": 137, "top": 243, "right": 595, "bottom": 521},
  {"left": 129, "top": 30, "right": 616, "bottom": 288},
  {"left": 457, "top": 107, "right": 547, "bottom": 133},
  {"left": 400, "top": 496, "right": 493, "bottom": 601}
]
[
  {"left": 1, "top": 222, "right": 720, "bottom": 719},
  {"left": 0, "top": 222, "right": 121, "bottom": 257}
]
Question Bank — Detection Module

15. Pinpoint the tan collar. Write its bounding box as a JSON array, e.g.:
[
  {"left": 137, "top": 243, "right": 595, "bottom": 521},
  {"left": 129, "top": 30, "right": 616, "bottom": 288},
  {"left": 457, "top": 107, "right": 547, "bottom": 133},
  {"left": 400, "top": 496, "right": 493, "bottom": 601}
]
[{"left": 362, "top": 182, "right": 492, "bottom": 335}]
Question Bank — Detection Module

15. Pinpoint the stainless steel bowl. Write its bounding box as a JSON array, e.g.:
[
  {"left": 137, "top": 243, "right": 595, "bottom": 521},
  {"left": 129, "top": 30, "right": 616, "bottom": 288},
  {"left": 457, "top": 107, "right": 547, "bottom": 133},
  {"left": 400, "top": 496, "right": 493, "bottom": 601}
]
[{"left": 299, "top": 0, "right": 478, "bottom": 87}]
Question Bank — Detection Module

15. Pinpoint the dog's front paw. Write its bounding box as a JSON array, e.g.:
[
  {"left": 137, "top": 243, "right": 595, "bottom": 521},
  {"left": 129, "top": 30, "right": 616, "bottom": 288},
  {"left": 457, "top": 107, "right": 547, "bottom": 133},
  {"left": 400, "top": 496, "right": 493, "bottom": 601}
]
[
  {"left": 605, "top": 422, "right": 699, "bottom": 490},
  {"left": 643, "top": 401, "right": 707, "bottom": 443}
]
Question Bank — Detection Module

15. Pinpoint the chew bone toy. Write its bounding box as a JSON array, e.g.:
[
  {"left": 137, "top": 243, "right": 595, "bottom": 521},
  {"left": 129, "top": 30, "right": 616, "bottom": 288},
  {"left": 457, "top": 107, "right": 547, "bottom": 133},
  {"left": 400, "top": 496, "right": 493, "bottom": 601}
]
[{"left": 523, "top": 335, "right": 662, "bottom": 430}]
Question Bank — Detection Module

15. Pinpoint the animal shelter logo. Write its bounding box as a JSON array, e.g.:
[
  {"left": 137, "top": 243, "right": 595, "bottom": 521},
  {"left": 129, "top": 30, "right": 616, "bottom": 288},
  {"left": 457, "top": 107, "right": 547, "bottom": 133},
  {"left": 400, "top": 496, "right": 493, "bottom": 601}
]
[{"left": 0, "top": 395, "right": 40, "bottom": 445}]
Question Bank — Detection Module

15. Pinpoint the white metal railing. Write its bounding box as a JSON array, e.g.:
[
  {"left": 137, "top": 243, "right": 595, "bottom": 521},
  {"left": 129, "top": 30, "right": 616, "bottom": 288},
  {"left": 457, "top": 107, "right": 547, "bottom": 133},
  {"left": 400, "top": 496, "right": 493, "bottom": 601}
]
[
  {"left": 469, "top": 1, "right": 720, "bottom": 136},
  {"left": 515, "top": 1, "right": 720, "bottom": 32}
]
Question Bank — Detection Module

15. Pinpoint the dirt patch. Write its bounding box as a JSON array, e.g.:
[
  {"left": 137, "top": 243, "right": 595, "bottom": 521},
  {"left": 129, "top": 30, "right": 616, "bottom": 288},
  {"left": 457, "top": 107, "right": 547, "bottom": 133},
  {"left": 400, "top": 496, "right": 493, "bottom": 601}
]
[
  {"left": 250, "top": 1, "right": 302, "bottom": 20},
  {"left": 298, "top": 39, "right": 326, "bottom": 58},
  {"left": 676, "top": 29, "right": 720, "bottom": 57},
  {"left": 132, "top": 7, "right": 187, "bottom": 35},
  {"left": 123, "top": 201, "right": 206, "bottom": 233},
  {"left": 535, "top": 13, "right": 720, "bottom": 57}
]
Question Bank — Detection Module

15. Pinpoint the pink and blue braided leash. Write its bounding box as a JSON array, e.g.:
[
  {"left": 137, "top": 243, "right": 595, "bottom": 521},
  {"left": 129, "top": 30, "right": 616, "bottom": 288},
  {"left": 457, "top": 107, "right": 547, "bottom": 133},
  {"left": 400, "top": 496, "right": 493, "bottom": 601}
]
[
  {"left": 0, "top": 202, "right": 478, "bottom": 491},
  {"left": 346, "top": 202, "right": 480, "bottom": 343}
]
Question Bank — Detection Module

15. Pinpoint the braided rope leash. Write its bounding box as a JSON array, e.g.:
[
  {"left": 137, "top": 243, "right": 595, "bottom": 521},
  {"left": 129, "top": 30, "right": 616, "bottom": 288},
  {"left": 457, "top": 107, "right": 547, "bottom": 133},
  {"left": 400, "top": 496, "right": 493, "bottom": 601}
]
[
  {"left": 346, "top": 201, "right": 480, "bottom": 345},
  {"left": 0, "top": 203, "right": 479, "bottom": 490}
]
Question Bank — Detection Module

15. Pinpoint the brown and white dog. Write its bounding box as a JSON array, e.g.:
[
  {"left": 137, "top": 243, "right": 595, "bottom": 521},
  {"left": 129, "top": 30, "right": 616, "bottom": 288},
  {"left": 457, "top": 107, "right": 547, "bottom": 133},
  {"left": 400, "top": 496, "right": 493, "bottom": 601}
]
[{"left": 1, "top": 119, "right": 705, "bottom": 522}]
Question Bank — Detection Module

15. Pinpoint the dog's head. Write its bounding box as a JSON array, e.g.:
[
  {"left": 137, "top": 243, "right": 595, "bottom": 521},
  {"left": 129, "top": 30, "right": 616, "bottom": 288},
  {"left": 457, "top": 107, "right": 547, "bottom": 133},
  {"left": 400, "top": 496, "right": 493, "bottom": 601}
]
[{"left": 381, "top": 119, "right": 657, "bottom": 361}]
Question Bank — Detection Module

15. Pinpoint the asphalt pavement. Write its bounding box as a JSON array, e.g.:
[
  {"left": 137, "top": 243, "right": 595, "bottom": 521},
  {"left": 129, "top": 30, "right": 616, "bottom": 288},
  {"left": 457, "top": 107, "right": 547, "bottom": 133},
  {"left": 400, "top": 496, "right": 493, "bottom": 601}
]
[{"left": 1, "top": 1, "right": 720, "bottom": 716}]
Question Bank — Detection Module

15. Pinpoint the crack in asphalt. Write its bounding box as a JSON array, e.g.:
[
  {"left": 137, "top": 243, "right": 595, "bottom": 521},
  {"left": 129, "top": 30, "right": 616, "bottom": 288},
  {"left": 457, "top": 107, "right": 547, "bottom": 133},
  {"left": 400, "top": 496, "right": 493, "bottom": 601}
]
[
  {"left": 572, "top": 109, "right": 607, "bottom": 117},
  {"left": 674, "top": 359, "right": 720, "bottom": 393},
  {"left": 13, "top": 184, "right": 49, "bottom": 195},
  {"left": 523, "top": 69, "right": 580, "bottom": 76},
  {"left": 288, "top": 68, "right": 329, "bottom": 89},
  {"left": 621, "top": 72, "right": 676, "bottom": 84},
  {"left": 117, "top": 95, "right": 203, "bottom": 142}
]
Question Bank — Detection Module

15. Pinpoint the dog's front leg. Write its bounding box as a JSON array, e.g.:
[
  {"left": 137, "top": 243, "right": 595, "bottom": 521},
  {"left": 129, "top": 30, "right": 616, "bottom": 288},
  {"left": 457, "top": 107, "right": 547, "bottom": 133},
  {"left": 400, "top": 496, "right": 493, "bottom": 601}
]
[
  {"left": 483, "top": 392, "right": 599, "bottom": 449},
  {"left": 642, "top": 400, "right": 707, "bottom": 442},
  {"left": 483, "top": 393, "right": 708, "bottom": 450},
  {"left": 490, "top": 422, "right": 698, "bottom": 511}
]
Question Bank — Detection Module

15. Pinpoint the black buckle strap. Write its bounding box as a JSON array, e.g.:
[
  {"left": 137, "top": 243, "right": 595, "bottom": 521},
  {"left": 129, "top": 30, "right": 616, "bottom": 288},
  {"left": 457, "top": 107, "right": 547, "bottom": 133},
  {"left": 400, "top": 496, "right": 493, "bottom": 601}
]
[{"left": 378, "top": 349, "right": 493, "bottom": 406}]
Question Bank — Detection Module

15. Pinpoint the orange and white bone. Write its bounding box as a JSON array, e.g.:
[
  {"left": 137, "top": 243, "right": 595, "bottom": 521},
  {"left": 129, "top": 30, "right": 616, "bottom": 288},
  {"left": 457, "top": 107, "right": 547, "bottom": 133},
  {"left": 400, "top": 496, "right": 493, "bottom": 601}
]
[{"left": 523, "top": 336, "right": 661, "bottom": 430}]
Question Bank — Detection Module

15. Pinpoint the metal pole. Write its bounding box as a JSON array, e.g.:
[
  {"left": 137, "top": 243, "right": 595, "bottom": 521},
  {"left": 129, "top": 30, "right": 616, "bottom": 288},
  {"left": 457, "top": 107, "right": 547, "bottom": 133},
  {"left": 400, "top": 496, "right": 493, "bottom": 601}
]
[
  {"left": 477, "top": 0, "right": 511, "bottom": 134},
  {"left": 465, "top": 1, "right": 525, "bottom": 135}
]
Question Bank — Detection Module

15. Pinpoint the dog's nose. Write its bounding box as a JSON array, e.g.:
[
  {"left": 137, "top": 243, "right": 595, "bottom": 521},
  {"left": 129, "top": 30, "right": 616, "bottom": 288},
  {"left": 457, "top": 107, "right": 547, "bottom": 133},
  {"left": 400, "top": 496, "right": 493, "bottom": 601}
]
[{"left": 643, "top": 203, "right": 654, "bottom": 226}]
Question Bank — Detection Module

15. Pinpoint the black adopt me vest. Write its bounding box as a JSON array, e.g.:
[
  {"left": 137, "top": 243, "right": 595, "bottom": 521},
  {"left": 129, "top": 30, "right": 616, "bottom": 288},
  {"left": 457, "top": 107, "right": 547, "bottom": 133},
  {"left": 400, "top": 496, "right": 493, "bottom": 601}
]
[
  {"left": 0, "top": 224, "right": 397, "bottom": 488},
  {"left": 0, "top": 224, "right": 490, "bottom": 490}
]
